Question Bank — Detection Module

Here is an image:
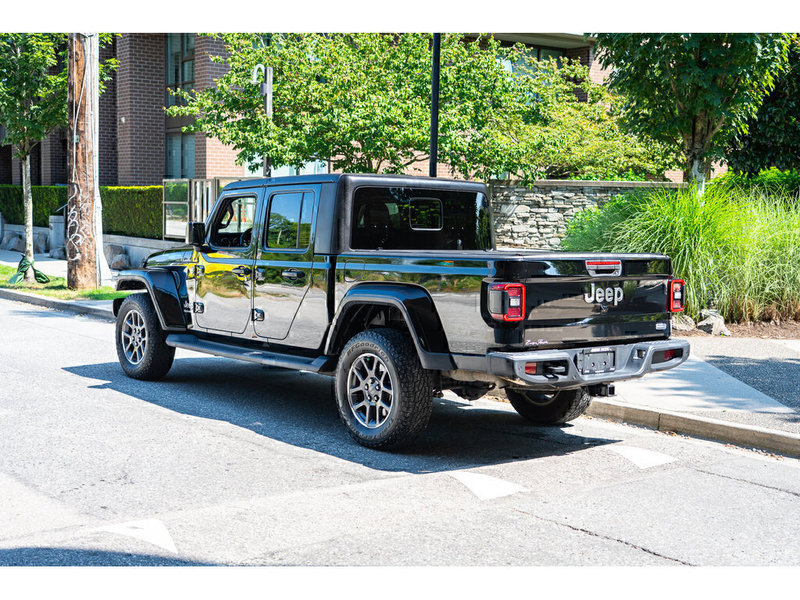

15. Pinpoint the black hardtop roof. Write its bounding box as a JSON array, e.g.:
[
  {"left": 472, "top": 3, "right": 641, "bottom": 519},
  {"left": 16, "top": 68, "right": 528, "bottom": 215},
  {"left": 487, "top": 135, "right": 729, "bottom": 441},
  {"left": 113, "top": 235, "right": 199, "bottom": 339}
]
[{"left": 221, "top": 172, "right": 488, "bottom": 193}]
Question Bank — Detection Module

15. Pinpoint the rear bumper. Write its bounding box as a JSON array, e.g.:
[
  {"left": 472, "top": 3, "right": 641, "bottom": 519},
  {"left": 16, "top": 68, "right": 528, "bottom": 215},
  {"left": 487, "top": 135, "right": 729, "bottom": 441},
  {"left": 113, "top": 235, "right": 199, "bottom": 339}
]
[{"left": 487, "top": 338, "right": 690, "bottom": 390}]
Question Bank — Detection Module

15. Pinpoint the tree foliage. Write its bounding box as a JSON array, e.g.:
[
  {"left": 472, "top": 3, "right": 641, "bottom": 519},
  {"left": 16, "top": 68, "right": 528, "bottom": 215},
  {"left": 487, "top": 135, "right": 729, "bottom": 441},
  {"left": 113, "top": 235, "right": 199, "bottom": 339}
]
[
  {"left": 170, "top": 33, "right": 673, "bottom": 182},
  {"left": 0, "top": 33, "right": 116, "bottom": 158},
  {"left": 593, "top": 33, "right": 793, "bottom": 183},
  {"left": 0, "top": 34, "right": 68, "bottom": 159},
  {"left": 726, "top": 38, "right": 800, "bottom": 174},
  {"left": 516, "top": 62, "right": 679, "bottom": 180},
  {"left": 0, "top": 33, "right": 116, "bottom": 281}
]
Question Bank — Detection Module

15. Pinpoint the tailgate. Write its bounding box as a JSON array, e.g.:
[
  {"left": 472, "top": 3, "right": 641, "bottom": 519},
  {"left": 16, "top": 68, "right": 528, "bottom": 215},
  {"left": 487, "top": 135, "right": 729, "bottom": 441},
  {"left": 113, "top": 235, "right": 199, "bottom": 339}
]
[{"left": 491, "top": 254, "right": 673, "bottom": 349}]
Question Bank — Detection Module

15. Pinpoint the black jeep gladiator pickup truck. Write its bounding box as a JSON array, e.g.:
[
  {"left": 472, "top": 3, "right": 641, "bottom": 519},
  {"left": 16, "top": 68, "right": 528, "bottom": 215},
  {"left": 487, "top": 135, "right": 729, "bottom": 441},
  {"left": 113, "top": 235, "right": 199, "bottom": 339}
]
[{"left": 113, "top": 173, "right": 689, "bottom": 449}]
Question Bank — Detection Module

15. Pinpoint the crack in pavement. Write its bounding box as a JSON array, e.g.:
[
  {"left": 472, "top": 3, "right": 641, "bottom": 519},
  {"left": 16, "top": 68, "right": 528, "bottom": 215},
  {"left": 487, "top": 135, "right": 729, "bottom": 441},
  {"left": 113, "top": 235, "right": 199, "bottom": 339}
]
[
  {"left": 696, "top": 468, "right": 800, "bottom": 499},
  {"left": 513, "top": 508, "right": 694, "bottom": 565}
]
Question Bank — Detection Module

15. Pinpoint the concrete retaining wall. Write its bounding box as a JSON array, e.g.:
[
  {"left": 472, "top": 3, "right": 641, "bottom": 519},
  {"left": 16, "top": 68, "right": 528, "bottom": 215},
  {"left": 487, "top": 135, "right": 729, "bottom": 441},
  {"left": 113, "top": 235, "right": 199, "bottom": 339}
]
[
  {"left": 489, "top": 180, "right": 685, "bottom": 250},
  {"left": 103, "top": 234, "right": 184, "bottom": 268}
]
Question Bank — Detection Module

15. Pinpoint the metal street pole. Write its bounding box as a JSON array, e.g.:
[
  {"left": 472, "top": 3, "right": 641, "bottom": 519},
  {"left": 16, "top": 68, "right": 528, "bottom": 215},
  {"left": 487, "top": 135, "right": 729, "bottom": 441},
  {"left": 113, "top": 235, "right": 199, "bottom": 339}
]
[
  {"left": 252, "top": 64, "right": 273, "bottom": 178},
  {"left": 429, "top": 33, "right": 441, "bottom": 178}
]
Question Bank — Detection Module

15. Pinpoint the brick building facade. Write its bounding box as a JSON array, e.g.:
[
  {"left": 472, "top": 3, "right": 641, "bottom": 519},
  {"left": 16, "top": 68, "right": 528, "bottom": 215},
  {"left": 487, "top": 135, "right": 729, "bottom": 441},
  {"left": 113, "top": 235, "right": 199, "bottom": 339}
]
[
  {"left": 0, "top": 33, "right": 244, "bottom": 188},
  {"left": 3, "top": 33, "right": 695, "bottom": 187}
]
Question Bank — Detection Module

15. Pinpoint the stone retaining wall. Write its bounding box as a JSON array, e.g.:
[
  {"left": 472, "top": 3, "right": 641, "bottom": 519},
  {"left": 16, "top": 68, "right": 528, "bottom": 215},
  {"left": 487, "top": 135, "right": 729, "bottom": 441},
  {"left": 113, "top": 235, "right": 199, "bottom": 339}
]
[{"left": 489, "top": 180, "right": 685, "bottom": 250}]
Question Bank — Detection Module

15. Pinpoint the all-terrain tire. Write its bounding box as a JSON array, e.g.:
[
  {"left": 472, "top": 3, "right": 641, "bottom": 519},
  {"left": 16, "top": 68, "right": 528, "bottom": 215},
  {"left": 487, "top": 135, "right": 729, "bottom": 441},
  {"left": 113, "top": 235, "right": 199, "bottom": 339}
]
[
  {"left": 505, "top": 387, "right": 591, "bottom": 425},
  {"left": 115, "top": 293, "right": 175, "bottom": 381},
  {"left": 335, "top": 328, "right": 433, "bottom": 449}
]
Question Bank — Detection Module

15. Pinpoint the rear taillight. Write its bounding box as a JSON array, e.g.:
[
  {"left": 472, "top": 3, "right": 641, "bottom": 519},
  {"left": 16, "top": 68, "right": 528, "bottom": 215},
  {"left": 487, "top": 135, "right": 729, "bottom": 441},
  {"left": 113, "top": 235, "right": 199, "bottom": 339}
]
[
  {"left": 488, "top": 282, "right": 526, "bottom": 322},
  {"left": 668, "top": 279, "right": 685, "bottom": 313}
]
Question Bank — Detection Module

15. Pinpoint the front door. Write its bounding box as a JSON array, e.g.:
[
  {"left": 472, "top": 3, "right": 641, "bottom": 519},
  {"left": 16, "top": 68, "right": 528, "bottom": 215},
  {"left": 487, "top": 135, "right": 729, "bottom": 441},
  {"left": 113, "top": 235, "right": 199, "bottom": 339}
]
[{"left": 194, "top": 191, "right": 259, "bottom": 335}]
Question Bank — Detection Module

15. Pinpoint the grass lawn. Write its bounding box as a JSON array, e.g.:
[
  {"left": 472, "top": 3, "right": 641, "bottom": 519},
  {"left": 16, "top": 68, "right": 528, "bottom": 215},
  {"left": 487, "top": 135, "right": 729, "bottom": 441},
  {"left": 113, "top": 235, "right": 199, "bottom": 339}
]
[{"left": 0, "top": 264, "right": 130, "bottom": 301}]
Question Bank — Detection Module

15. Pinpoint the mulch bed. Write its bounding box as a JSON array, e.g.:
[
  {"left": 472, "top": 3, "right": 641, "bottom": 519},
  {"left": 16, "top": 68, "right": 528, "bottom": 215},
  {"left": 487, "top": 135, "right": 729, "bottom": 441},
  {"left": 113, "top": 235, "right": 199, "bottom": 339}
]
[{"left": 678, "top": 320, "right": 800, "bottom": 339}]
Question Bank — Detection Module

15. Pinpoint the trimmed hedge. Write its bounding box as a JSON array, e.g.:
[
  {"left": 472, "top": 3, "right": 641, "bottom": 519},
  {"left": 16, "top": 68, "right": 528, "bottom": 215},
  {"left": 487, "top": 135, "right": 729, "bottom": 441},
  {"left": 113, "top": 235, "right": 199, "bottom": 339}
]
[
  {"left": 0, "top": 185, "right": 163, "bottom": 239},
  {"left": 101, "top": 186, "right": 163, "bottom": 240},
  {"left": 0, "top": 185, "right": 67, "bottom": 227}
]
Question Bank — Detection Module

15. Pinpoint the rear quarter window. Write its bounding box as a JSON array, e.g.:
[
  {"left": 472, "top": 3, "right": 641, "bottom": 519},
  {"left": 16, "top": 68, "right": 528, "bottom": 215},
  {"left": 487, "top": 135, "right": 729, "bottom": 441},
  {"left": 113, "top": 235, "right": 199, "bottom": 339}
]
[{"left": 351, "top": 187, "right": 492, "bottom": 251}]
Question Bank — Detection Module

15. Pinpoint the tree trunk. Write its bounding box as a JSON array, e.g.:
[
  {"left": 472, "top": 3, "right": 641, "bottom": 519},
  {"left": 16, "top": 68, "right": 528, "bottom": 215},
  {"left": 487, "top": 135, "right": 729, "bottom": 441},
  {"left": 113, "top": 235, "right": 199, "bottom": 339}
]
[
  {"left": 67, "top": 33, "right": 97, "bottom": 290},
  {"left": 691, "top": 157, "right": 707, "bottom": 196},
  {"left": 21, "top": 152, "right": 35, "bottom": 283}
]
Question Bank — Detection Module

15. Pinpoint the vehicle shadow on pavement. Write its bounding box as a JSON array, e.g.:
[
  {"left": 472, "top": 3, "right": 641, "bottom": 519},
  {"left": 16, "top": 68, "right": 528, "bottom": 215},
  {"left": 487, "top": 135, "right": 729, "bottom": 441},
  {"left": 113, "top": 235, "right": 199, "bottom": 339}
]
[
  {"left": 64, "top": 357, "right": 619, "bottom": 474},
  {"left": 0, "top": 547, "right": 215, "bottom": 566}
]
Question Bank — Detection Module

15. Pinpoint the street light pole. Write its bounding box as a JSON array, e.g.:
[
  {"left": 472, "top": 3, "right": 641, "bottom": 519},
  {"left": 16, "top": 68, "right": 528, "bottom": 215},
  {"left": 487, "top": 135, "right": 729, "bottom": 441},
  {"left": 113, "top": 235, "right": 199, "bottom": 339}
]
[
  {"left": 429, "top": 33, "right": 441, "bottom": 178},
  {"left": 251, "top": 64, "right": 273, "bottom": 177}
]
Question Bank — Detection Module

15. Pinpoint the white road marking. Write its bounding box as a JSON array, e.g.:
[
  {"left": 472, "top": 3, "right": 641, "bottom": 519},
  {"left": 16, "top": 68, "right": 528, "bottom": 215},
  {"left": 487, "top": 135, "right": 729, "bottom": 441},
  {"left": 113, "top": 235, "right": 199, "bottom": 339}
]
[
  {"left": 93, "top": 518, "right": 178, "bottom": 554},
  {"left": 449, "top": 472, "right": 529, "bottom": 501},
  {"left": 609, "top": 445, "right": 677, "bottom": 469}
]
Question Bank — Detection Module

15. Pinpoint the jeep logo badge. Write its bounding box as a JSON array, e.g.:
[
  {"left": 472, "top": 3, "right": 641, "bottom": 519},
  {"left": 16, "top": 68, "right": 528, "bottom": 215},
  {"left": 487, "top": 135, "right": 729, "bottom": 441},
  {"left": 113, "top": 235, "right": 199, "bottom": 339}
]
[{"left": 584, "top": 282, "right": 624, "bottom": 306}]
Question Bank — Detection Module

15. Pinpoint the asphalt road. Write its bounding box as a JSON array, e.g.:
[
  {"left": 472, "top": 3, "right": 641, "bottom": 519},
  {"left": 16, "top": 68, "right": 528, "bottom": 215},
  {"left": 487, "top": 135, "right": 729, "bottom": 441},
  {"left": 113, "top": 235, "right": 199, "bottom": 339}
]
[{"left": 1, "top": 298, "right": 800, "bottom": 568}]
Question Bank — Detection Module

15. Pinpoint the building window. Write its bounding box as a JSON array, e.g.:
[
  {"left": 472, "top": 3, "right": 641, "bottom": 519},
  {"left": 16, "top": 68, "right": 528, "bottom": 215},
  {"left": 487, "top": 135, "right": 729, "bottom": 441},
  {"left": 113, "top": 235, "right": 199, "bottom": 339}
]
[
  {"left": 166, "top": 33, "right": 194, "bottom": 107},
  {"left": 501, "top": 45, "right": 565, "bottom": 74},
  {"left": 166, "top": 132, "right": 195, "bottom": 179}
]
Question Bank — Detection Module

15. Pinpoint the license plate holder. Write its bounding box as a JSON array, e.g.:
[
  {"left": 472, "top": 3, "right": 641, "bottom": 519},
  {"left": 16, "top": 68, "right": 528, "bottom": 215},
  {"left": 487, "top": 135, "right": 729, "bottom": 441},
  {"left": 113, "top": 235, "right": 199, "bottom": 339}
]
[{"left": 580, "top": 348, "right": 616, "bottom": 375}]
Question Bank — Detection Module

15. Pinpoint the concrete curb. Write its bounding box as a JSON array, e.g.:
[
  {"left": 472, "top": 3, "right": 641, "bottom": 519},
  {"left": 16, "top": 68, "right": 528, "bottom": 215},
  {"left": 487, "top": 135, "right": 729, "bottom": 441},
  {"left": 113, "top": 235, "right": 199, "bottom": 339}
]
[
  {"left": 0, "top": 288, "right": 114, "bottom": 322},
  {"left": 587, "top": 398, "right": 800, "bottom": 458}
]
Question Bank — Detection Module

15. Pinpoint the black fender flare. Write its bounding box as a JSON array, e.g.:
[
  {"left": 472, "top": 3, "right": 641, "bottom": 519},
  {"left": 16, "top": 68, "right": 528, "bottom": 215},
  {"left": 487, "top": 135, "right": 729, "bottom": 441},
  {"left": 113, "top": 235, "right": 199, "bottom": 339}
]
[
  {"left": 113, "top": 268, "right": 189, "bottom": 331},
  {"left": 325, "top": 283, "right": 455, "bottom": 371}
]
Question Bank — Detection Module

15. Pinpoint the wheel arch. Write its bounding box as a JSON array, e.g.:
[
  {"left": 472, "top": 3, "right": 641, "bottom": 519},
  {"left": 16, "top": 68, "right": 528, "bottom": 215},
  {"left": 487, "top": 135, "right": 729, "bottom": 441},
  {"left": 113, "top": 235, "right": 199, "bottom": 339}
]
[
  {"left": 325, "top": 283, "right": 454, "bottom": 371},
  {"left": 114, "top": 268, "right": 189, "bottom": 331}
]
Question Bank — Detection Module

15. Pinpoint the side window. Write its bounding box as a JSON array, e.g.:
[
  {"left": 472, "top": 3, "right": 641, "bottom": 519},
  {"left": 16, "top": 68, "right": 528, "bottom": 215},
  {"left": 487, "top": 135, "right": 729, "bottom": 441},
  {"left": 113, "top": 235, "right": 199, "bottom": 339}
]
[
  {"left": 209, "top": 195, "right": 256, "bottom": 248},
  {"left": 265, "top": 191, "right": 315, "bottom": 250}
]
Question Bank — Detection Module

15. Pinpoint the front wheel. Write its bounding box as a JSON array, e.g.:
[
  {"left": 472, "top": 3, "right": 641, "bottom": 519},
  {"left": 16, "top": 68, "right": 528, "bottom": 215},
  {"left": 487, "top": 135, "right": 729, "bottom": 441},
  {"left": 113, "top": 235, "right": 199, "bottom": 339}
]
[
  {"left": 335, "top": 328, "right": 432, "bottom": 449},
  {"left": 505, "top": 387, "right": 591, "bottom": 425},
  {"left": 115, "top": 293, "right": 175, "bottom": 380}
]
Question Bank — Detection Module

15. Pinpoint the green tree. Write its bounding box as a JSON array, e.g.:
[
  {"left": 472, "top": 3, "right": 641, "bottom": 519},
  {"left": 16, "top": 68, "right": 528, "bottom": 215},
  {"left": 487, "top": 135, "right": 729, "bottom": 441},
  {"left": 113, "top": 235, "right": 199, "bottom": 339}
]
[
  {"left": 169, "top": 33, "right": 672, "bottom": 182},
  {"left": 0, "top": 34, "right": 68, "bottom": 281},
  {"left": 0, "top": 33, "right": 115, "bottom": 281},
  {"left": 593, "top": 33, "right": 792, "bottom": 189},
  {"left": 726, "top": 38, "right": 800, "bottom": 174},
  {"left": 513, "top": 59, "right": 679, "bottom": 180}
]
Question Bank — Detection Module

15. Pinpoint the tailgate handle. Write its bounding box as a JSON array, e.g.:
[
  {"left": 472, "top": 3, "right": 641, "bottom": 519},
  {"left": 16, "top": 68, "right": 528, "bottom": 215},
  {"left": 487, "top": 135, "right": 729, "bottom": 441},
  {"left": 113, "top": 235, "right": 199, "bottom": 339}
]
[{"left": 586, "top": 260, "right": 621, "bottom": 277}]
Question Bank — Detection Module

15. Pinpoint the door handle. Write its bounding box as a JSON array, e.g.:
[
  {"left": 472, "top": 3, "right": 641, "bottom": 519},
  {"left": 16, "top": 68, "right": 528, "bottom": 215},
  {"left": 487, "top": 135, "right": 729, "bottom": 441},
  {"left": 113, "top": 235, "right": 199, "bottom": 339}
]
[
  {"left": 281, "top": 269, "right": 305, "bottom": 280},
  {"left": 232, "top": 266, "right": 252, "bottom": 277}
]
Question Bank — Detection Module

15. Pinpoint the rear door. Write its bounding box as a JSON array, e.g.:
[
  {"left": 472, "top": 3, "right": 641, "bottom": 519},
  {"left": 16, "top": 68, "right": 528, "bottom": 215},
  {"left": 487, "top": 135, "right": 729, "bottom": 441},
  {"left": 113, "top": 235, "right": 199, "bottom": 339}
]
[{"left": 252, "top": 185, "right": 320, "bottom": 342}]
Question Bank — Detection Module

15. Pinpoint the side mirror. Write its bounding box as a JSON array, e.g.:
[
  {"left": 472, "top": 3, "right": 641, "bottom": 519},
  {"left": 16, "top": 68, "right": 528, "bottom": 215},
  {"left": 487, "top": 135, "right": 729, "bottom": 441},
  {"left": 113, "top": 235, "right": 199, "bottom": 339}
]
[{"left": 187, "top": 222, "right": 206, "bottom": 248}]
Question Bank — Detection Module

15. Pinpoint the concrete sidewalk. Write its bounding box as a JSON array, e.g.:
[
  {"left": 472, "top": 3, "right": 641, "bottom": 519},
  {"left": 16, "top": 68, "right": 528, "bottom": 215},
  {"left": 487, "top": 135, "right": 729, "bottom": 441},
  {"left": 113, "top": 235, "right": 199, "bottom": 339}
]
[
  {"left": 592, "top": 340, "right": 800, "bottom": 458},
  {"left": 1, "top": 272, "right": 799, "bottom": 457},
  {"left": 0, "top": 249, "right": 68, "bottom": 279},
  {"left": 0, "top": 249, "right": 114, "bottom": 319}
]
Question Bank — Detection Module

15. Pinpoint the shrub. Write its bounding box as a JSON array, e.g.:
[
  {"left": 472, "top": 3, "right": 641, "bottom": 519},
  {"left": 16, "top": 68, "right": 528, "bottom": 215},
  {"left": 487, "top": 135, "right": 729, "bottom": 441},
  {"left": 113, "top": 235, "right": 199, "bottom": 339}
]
[
  {"left": 101, "top": 186, "right": 163, "bottom": 239},
  {"left": 0, "top": 185, "right": 67, "bottom": 227},
  {"left": 0, "top": 185, "right": 163, "bottom": 239},
  {"left": 563, "top": 185, "right": 800, "bottom": 322},
  {"left": 712, "top": 168, "right": 800, "bottom": 194}
]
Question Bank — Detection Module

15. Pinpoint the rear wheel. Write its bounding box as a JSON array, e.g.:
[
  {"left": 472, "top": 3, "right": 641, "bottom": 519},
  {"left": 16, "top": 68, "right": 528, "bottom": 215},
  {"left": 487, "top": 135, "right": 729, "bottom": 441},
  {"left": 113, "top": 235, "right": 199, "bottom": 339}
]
[
  {"left": 505, "top": 387, "right": 591, "bottom": 425},
  {"left": 335, "top": 328, "right": 432, "bottom": 449},
  {"left": 115, "top": 293, "right": 175, "bottom": 380}
]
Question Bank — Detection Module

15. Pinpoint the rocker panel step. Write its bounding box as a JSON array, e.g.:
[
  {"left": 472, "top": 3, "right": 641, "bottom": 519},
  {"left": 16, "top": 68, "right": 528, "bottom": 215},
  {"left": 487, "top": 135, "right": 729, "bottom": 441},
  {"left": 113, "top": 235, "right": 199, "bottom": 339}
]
[{"left": 165, "top": 334, "right": 332, "bottom": 372}]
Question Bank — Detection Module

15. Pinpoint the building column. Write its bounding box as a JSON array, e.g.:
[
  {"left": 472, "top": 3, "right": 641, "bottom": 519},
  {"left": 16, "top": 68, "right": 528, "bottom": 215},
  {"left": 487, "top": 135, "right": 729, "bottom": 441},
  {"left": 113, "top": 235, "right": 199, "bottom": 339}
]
[
  {"left": 0, "top": 145, "right": 12, "bottom": 184},
  {"left": 192, "top": 35, "right": 242, "bottom": 179},
  {"left": 11, "top": 150, "right": 21, "bottom": 185},
  {"left": 39, "top": 130, "right": 67, "bottom": 185},
  {"left": 116, "top": 33, "right": 166, "bottom": 185}
]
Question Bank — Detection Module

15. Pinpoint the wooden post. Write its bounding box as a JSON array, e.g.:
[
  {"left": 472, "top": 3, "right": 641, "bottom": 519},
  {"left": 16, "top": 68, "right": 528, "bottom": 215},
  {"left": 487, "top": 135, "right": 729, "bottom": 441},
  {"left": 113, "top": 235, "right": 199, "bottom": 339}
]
[{"left": 67, "top": 33, "right": 97, "bottom": 289}]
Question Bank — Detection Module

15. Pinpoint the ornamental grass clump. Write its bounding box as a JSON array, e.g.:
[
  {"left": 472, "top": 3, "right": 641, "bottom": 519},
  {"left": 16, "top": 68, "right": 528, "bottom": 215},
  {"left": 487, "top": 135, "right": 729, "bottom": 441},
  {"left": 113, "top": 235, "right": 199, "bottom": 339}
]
[{"left": 563, "top": 184, "right": 800, "bottom": 323}]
